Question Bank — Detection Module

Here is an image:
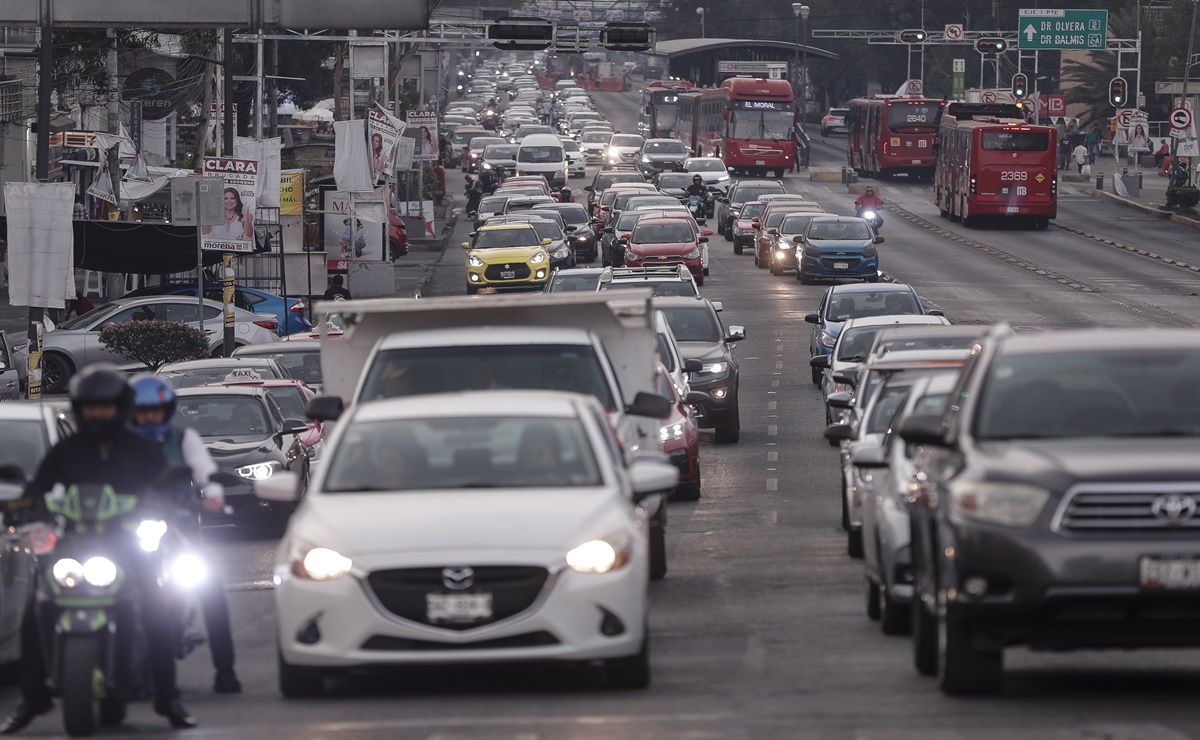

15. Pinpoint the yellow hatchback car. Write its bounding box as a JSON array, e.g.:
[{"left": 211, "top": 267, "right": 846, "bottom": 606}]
[{"left": 464, "top": 223, "right": 552, "bottom": 294}]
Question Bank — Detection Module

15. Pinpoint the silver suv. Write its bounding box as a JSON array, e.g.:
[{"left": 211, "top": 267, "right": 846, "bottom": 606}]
[{"left": 821, "top": 107, "right": 849, "bottom": 136}]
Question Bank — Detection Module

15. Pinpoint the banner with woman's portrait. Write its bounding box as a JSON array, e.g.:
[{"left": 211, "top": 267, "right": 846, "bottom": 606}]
[
  {"left": 368, "top": 106, "right": 406, "bottom": 183},
  {"left": 405, "top": 111, "right": 439, "bottom": 162},
  {"left": 201, "top": 157, "right": 259, "bottom": 253}
]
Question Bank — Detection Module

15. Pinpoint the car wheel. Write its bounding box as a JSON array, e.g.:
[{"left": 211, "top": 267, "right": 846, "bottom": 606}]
[
  {"left": 769, "top": 261, "right": 781, "bottom": 276},
  {"left": 714, "top": 403, "right": 740, "bottom": 443},
  {"left": 756, "top": 251, "right": 768, "bottom": 269},
  {"left": 937, "top": 608, "right": 1003, "bottom": 695},
  {"left": 41, "top": 352, "right": 73, "bottom": 394},
  {"left": 913, "top": 593, "right": 938, "bottom": 676},
  {"left": 703, "top": 267, "right": 710, "bottom": 276},
  {"left": 848, "top": 527, "right": 864, "bottom": 559},
  {"left": 606, "top": 637, "right": 651, "bottom": 690},
  {"left": 674, "top": 477, "right": 701, "bottom": 502},
  {"left": 278, "top": 650, "right": 324, "bottom": 698},
  {"left": 880, "top": 578, "right": 912, "bottom": 636},
  {"left": 733, "top": 240, "right": 743, "bottom": 255},
  {"left": 389, "top": 238, "right": 407, "bottom": 260},
  {"left": 841, "top": 477, "right": 851, "bottom": 530},
  {"left": 649, "top": 523, "right": 667, "bottom": 581},
  {"left": 466, "top": 285, "right": 479, "bottom": 295},
  {"left": 865, "top": 576, "right": 881, "bottom": 621},
  {"left": 812, "top": 367, "right": 822, "bottom": 385},
  {"left": 695, "top": 274, "right": 704, "bottom": 287},
  {"left": 723, "top": 225, "right": 733, "bottom": 242}
]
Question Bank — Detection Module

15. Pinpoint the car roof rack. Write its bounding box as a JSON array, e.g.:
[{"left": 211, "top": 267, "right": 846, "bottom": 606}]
[{"left": 599, "top": 265, "right": 691, "bottom": 284}]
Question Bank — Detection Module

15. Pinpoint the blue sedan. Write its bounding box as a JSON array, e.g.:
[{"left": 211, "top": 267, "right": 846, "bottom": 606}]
[
  {"left": 805, "top": 283, "right": 941, "bottom": 383},
  {"left": 126, "top": 284, "right": 312, "bottom": 336}
]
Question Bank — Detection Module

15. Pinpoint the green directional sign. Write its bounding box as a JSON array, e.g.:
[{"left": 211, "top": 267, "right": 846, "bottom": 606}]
[{"left": 1018, "top": 9, "right": 1108, "bottom": 50}]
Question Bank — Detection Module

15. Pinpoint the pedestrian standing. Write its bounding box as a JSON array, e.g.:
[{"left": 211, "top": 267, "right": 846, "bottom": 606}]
[
  {"left": 1154, "top": 139, "right": 1171, "bottom": 170},
  {"left": 1086, "top": 124, "right": 1100, "bottom": 165},
  {"left": 1058, "top": 136, "right": 1071, "bottom": 171},
  {"left": 1073, "top": 142, "right": 1089, "bottom": 173}
]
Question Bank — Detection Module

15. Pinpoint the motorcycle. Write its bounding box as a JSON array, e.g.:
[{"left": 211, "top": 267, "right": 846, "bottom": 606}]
[
  {"left": 683, "top": 188, "right": 716, "bottom": 220},
  {"left": 857, "top": 207, "right": 883, "bottom": 234}
]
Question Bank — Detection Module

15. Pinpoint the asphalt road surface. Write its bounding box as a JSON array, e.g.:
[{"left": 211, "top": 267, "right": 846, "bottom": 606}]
[{"left": 8, "top": 90, "right": 1200, "bottom": 739}]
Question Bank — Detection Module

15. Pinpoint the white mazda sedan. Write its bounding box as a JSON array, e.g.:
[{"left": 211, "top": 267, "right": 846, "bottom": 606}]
[{"left": 256, "top": 390, "right": 677, "bottom": 696}]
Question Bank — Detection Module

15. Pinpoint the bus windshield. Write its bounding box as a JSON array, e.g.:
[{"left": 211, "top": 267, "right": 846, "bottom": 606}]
[
  {"left": 886, "top": 102, "right": 941, "bottom": 130},
  {"left": 982, "top": 131, "right": 1050, "bottom": 151},
  {"left": 730, "top": 109, "right": 793, "bottom": 141}
]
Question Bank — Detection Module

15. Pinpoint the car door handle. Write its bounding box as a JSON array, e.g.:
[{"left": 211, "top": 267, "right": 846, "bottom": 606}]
[{"left": 5, "top": 382, "right": 16, "bottom": 388}]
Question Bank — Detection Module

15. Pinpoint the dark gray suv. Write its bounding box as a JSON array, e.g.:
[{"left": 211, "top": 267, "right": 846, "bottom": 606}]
[{"left": 899, "top": 326, "right": 1200, "bottom": 695}]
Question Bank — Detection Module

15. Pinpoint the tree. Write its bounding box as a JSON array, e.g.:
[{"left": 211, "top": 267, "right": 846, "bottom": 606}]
[{"left": 99, "top": 320, "right": 209, "bottom": 372}]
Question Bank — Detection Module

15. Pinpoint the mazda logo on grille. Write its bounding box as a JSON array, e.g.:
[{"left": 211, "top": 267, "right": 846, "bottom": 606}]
[
  {"left": 441, "top": 567, "right": 475, "bottom": 590},
  {"left": 1151, "top": 494, "right": 1197, "bottom": 523}
]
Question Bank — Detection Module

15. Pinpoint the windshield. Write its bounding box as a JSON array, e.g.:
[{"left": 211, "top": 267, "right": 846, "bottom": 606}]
[
  {"left": 595, "top": 174, "right": 646, "bottom": 192},
  {"left": 582, "top": 132, "right": 610, "bottom": 143},
  {"left": 734, "top": 185, "right": 784, "bottom": 204},
  {"left": 976, "top": 350, "right": 1200, "bottom": 440},
  {"left": 611, "top": 135, "right": 644, "bottom": 147},
  {"left": 886, "top": 102, "right": 941, "bottom": 130},
  {"left": 739, "top": 203, "right": 767, "bottom": 220},
  {"left": 478, "top": 196, "right": 509, "bottom": 213},
  {"left": 451, "top": 130, "right": 484, "bottom": 146},
  {"left": 236, "top": 350, "right": 321, "bottom": 385},
  {"left": 875, "top": 334, "right": 980, "bottom": 353},
  {"left": 473, "top": 227, "right": 539, "bottom": 249},
  {"left": 807, "top": 220, "right": 874, "bottom": 241},
  {"left": 780, "top": 214, "right": 818, "bottom": 234},
  {"left": 730, "top": 109, "right": 793, "bottom": 140},
  {"left": 661, "top": 306, "right": 720, "bottom": 343},
  {"left": 265, "top": 386, "right": 308, "bottom": 420},
  {"left": 657, "top": 174, "right": 694, "bottom": 189},
  {"left": 471, "top": 138, "right": 505, "bottom": 151},
  {"left": 982, "top": 131, "right": 1051, "bottom": 151},
  {"left": 628, "top": 197, "right": 680, "bottom": 210},
  {"left": 483, "top": 145, "right": 518, "bottom": 159},
  {"left": 867, "top": 385, "right": 911, "bottom": 434},
  {"left": 646, "top": 140, "right": 686, "bottom": 154},
  {"left": 359, "top": 345, "right": 617, "bottom": 410},
  {"left": 687, "top": 159, "right": 725, "bottom": 172},
  {"left": 323, "top": 416, "right": 601, "bottom": 492},
  {"left": 548, "top": 274, "right": 601, "bottom": 292},
  {"left": 617, "top": 212, "right": 648, "bottom": 230},
  {"left": 562, "top": 140, "right": 581, "bottom": 152},
  {"left": 518, "top": 146, "right": 563, "bottom": 163},
  {"left": 159, "top": 364, "right": 283, "bottom": 388},
  {"left": 764, "top": 209, "right": 798, "bottom": 229},
  {"left": 0, "top": 421, "right": 49, "bottom": 479},
  {"left": 825, "top": 291, "right": 921, "bottom": 321},
  {"left": 517, "top": 220, "right": 563, "bottom": 240},
  {"left": 837, "top": 327, "right": 884, "bottom": 362},
  {"left": 632, "top": 223, "right": 694, "bottom": 243},
  {"left": 517, "top": 126, "right": 552, "bottom": 137},
  {"left": 176, "top": 397, "right": 272, "bottom": 439},
  {"left": 59, "top": 303, "right": 119, "bottom": 330},
  {"left": 540, "top": 205, "right": 587, "bottom": 224}
]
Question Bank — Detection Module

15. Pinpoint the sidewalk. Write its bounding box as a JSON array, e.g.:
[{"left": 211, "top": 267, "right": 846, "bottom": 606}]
[{"left": 1075, "top": 162, "right": 1200, "bottom": 230}]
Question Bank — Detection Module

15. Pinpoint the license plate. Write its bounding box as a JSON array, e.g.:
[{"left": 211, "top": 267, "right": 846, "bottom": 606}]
[
  {"left": 426, "top": 593, "right": 493, "bottom": 622},
  {"left": 1140, "top": 557, "right": 1200, "bottom": 590},
  {"left": 912, "top": 159, "right": 921, "bottom": 164},
  {"left": 756, "top": 160, "right": 766, "bottom": 166},
  {"left": 500, "top": 270, "right": 516, "bottom": 279},
  {"left": 833, "top": 261, "right": 849, "bottom": 270},
  {"left": 1006, "top": 206, "right": 1021, "bottom": 214}
]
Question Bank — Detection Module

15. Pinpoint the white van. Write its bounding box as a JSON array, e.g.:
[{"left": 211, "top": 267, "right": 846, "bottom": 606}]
[{"left": 516, "top": 133, "right": 568, "bottom": 189}]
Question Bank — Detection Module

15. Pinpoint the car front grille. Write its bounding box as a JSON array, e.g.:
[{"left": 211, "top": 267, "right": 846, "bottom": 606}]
[
  {"left": 366, "top": 566, "right": 550, "bottom": 631},
  {"left": 360, "top": 631, "right": 559, "bottom": 651},
  {"left": 1054, "top": 484, "right": 1200, "bottom": 534},
  {"left": 484, "top": 264, "right": 532, "bottom": 280},
  {"left": 821, "top": 257, "right": 863, "bottom": 270}
]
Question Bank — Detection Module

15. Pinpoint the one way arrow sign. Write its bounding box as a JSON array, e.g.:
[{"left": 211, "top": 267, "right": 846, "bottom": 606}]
[{"left": 1024, "top": 25, "right": 1037, "bottom": 42}]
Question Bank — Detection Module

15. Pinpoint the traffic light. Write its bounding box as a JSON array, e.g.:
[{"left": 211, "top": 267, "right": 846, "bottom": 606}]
[
  {"left": 487, "top": 17, "right": 554, "bottom": 51},
  {"left": 1108, "top": 76, "right": 1128, "bottom": 107},
  {"left": 601, "top": 23, "right": 656, "bottom": 52},
  {"left": 1011, "top": 73, "right": 1028, "bottom": 100},
  {"left": 898, "top": 29, "right": 927, "bottom": 44},
  {"left": 975, "top": 38, "right": 1008, "bottom": 54}
]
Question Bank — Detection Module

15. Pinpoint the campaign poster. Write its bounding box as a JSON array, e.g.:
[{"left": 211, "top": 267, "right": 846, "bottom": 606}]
[
  {"left": 368, "top": 106, "right": 406, "bottom": 182},
  {"left": 201, "top": 157, "right": 258, "bottom": 253},
  {"left": 280, "top": 170, "right": 304, "bottom": 216},
  {"left": 1126, "top": 111, "right": 1151, "bottom": 153},
  {"left": 321, "top": 188, "right": 385, "bottom": 270},
  {"left": 405, "top": 111, "right": 439, "bottom": 162}
]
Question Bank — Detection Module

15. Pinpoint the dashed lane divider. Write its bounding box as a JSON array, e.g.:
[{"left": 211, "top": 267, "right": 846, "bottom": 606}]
[{"left": 1055, "top": 222, "right": 1200, "bottom": 276}]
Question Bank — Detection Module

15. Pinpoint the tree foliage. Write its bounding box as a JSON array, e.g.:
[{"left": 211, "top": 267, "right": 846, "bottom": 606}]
[{"left": 99, "top": 320, "right": 209, "bottom": 372}]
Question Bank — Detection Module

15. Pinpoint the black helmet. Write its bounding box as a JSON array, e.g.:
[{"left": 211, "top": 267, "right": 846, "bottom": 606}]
[
  {"left": 68, "top": 365, "right": 134, "bottom": 439},
  {"left": 692, "top": 174, "right": 703, "bottom": 182}
]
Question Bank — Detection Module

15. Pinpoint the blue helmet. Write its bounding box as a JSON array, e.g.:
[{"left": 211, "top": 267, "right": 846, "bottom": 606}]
[{"left": 129, "top": 374, "right": 176, "bottom": 441}]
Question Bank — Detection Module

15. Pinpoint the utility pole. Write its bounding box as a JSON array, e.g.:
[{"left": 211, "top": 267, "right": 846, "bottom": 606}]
[
  {"left": 1176, "top": 0, "right": 1198, "bottom": 187},
  {"left": 106, "top": 30, "right": 119, "bottom": 135},
  {"left": 28, "top": 22, "right": 53, "bottom": 398}
]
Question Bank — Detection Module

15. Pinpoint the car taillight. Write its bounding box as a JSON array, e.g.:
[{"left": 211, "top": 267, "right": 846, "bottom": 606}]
[
  {"left": 254, "top": 319, "right": 278, "bottom": 330},
  {"left": 825, "top": 116, "right": 834, "bottom": 121},
  {"left": 1050, "top": 176, "right": 1057, "bottom": 196},
  {"left": 289, "top": 302, "right": 306, "bottom": 313},
  {"left": 969, "top": 175, "right": 977, "bottom": 195}
]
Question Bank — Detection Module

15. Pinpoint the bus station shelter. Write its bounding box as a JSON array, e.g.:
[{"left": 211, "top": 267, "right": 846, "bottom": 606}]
[{"left": 650, "top": 38, "right": 838, "bottom": 88}]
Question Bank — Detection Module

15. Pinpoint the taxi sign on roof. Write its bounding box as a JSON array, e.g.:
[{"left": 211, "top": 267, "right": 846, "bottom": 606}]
[{"left": 224, "top": 369, "right": 264, "bottom": 382}]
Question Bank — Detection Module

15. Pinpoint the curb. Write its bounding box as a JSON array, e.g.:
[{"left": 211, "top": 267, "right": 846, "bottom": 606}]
[
  {"left": 411, "top": 207, "right": 457, "bottom": 298},
  {"left": 1170, "top": 213, "right": 1200, "bottom": 231},
  {"left": 1090, "top": 188, "right": 1172, "bottom": 219}
]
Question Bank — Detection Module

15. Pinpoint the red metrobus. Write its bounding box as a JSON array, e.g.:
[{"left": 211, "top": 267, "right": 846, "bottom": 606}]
[
  {"left": 638, "top": 80, "right": 693, "bottom": 138},
  {"left": 934, "top": 104, "right": 1057, "bottom": 228},
  {"left": 676, "top": 77, "right": 796, "bottom": 177},
  {"left": 847, "top": 96, "right": 946, "bottom": 180}
]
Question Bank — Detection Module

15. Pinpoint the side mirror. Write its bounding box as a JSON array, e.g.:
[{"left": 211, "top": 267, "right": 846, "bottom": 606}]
[
  {"left": 684, "top": 390, "right": 709, "bottom": 405},
  {"left": 768, "top": 228, "right": 780, "bottom": 237},
  {"left": 809, "top": 355, "right": 830, "bottom": 369},
  {"left": 831, "top": 368, "right": 859, "bottom": 388},
  {"left": 461, "top": 241, "right": 471, "bottom": 249},
  {"left": 683, "top": 359, "right": 704, "bottom": 373},
  {"left": 629, "top": 458, "right": 679, "bottom": 501},
  {"left": 823, "top": 422, "right": 855, "bottom": 443},
  {"left": 726, "top": 326, "right": 746, "bottom": 342},
  {"left": 804, "top": 312, "right": 820, "bottom": 324},
  {"left": 306, "top": 395, "right": 345, "bottom": 422},
  {"left": 0, "top": 464, "right": 27, "bottom": 485},
  {"left": 604, "top": 227, "right": 615, "bottom": 233},
  {"left": 897, "top": 414, "right": 948, "bottom": 447},
  {"left": 698, "top": 236, "right": 709, "bottom": 243},
  {"left": 701, "top": 229, "right": 713, "bottom": 237},
  {"left": 584, "top": 185, "right": 594, "bottom": 191},
  {"left": 928, "top": 310, "right": 945, "bottom": 317},
  {"left": 542, "top": 238, "right": 553, "bottom": 246},
  {"left": 565, "top": 225, "right": 577, "bottom": 232},
  {"left": 851, "top": 445, "right": 888, "bottom": 469},
  {"left": 711, "top": 301, "right": 723, "bottom": 312},
  {"left": 873, "top": 235, "right": 885, "bottom": 244},
  {"left": 254, "top": 470, "right": 300, "bottom": 502},
  {"left": 281, "top": 418, "right": 310, "bottom": 436},
  {"left": 626, "top": 391, "right": 673, "bottom": 419},
  {"left": 826, "top": 391, "right": 853, "bottom": 409}
]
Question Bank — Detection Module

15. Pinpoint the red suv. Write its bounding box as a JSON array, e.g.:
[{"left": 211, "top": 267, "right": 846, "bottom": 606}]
[{"left": 618, "top": 216, "right": 706, "bottom": 285}]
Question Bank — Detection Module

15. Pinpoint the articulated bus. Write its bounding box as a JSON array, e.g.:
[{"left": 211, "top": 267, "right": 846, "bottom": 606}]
[
  {"left": 934, "top": 102, "right": 1057, "bottom": 229},
  {"left": 638, "top": 80, "right": 693, "bottom": 138},
  {"left": 676, "top": 78, "right": 796, "bottom": 177},
  {"left": 847, "top": 96, "right": 946, "bottom": 179}
]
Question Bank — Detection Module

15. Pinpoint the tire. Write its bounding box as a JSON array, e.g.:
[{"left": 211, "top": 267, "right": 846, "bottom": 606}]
[
  {"left": 865, "top": 576, "right": 881, "bottom": 621},
  {"left": 41, "top": 352, "right": 73, "bottom": 394},
  {"left": 99, "top": 698, "right": 126, "bottom": 727},
  {"left": 674, "top": 478, "right": 701, "bottom": 502},
  {"left": 649, "top": 523, "right": 667, "bottom": 581},
  {"left": 755, "top": 250, "right": 768, "bottom": 269},
  {"left": 841, "top": 477, "right": 850, "bottom": 530},
  {"left": 812, "top": 367, "right": 822, "bottom": 385},
  {"left": 1034, "top": 217, "right": 1049, "bottom": 230},
  {"left": 913, "top": 596, "right": 938, "bottom": 676},
  {"left": 703, "top": 267, "right": 710, "bottom": 276},
  {"left": 723, "top": 225, "right": 733, "bottom": 242},
  {"left": 278, "top": 650, "right": 325, "bottom": 698},
  {"left": 388, "top": 238, "right": 406, "bottom": 261},
  {"left": 60, "top": 635, "right": 102, "bottom": 737},
  {"left": 879, "top": 580, "right": 912, "bottom": 636},
  {"left": 769, "top": 261, "right": 781, "bottom": 276},
  {"left": 695, "top": 274, "right": 704, "bottom": 287},
  {"left": 937, "top": 610, "right": 1003, "bottom": 695},
  {"left": 848, "top": 527, "right": 864, "bottom": 559},
  {"left": 607, "top": 638, "right": 650, "bottom": 689},
  {"left": 466, "top": 285, "right": 479, "bottom": 295},
  {"left": 733, "top": 240, "right": 743, "bottom": 255},
  {"left": 714, "top": 403, "right": 740, "bottom": 443}
]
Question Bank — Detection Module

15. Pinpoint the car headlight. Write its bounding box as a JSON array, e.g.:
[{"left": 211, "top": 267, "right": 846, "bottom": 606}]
[
  {"left": 642, "top": 156, "right": 651, "bottom": 163},
  {"left": 820, "top": 332, "right": 837, "bottom": 349},
  {"left": 682, "top": 248, "right": 701, "bottom": 259},
  {"left": 83, "top": 556, "right": 118, "bottom": 587},
  {"left": 483, "top": 163, "right": 493, "bottom": 170},
  {"left": 52, "top": 558, "right": 85, "bottom": 588},
  {"left": 948, "top": 481, "right": 1051, "bottom": 527},
  {"left": 530, "top": 251, "right": 547, "bottom": 264},
  {"left": 566, "top": 533, "right": 632, "bottom": 574},
  {"left": 552, "top": 246, "right": 570, "bottom": 259},
  {"left": 699, "top": 361, "right": 727, "bottom": 374},
  {"left": 659, "top": 422, "right": 686, "bottom": 441},
  {"left": 861, "top": 245, "right": 877, "bottom": 258},
  {"left": 290, "top": 543, "right": 354, "bottom": 581},
  {"left": 236, "top": 461, "right": 281, "bottom": 481},
  {"left": 170, "top": 553, "right": 208, "bottom": 589},
  {"left": 468, "top": 254, "right": 485, "bottom": 267},
  {"left": 804, "top": 244, "right": 822, "bottom": 257},
  {"left": 136, "top": 519, "right": 169, "bottom": 553},
  {"left": 625, "top": 247, "right": 638, "bottom": 262}
]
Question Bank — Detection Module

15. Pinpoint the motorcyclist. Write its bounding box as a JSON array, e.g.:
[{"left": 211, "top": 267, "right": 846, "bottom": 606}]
[
  {"left": 684, "top": 174, "right": 710, "bottom": 200},
  {"left": 128, "top": 375, "right": 242, "bottom": 696},
  {"left": 0, "top": 367, "right": 196, "bottom": 733},
  {"left": 557, "top": 187, "right": 575, "bottom": 203},
  {"left": 854, "top": 186, "right": 883, "bottom": 214}
]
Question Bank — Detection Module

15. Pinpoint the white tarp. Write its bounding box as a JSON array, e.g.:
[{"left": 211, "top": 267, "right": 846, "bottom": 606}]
[
  {"left": 234, "top": 136, "right": 282, "bottom": 208},
  {"left": 3, "top": 182, "right": 75, "bottom": 309},
  {"left": 333, "top": 119, "right": 374, "bottom": 193}
]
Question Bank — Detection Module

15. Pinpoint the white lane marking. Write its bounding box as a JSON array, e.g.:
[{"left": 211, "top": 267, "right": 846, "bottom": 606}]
[
  {"left": 771, "top": 380, "right": 780, "bottom": 387},
  {"left": 767, "top": 425, "right": 778, "bottom": 436},
  {"left": 767, "top": 451, "right": 778, "bottom": 462},
  {"left": 775, "top": 361, "right": 784, "bottom": 369},
  {"left": 766, "top": 478, "right": 778, "bottom": 491},
  {"left": 768, "top": 400, "right": 777, "bottom": 410}
]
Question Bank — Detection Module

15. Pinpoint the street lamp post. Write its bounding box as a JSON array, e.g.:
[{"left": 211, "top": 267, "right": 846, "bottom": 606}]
[
  {"left": 696, "top": 7, "right": 706, "bottom": 39},
  {"left": 792, "top": 4, "right": 810, "bottom": 122}
]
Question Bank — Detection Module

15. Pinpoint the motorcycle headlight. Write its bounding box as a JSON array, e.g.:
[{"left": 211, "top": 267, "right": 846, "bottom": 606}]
[
  {"left": 83, "top": 556, "right": 118, "bottom": 588},
  {"left": 530, "top": 251, "right": 547, "bottom": 264},
  {"left": 170, "top": 553, "right": 208, "bottom": 589},
  {"left": 136, "top": 519, "right": 169, "bottom": 553},
  {"left": 468, "top": 254, "right": 485, "bottom": 267},
  {"left": 948, "top": 481, "right": 1050, "bottom": 527},
  {"left": 566, "top": 533, "right": 633, "bottom": 574},
  {"left": 820, "top": 332, "right": 837, "bottom": 349},
  {"left": 861, "top": 210, "right": 877, "bottom": 221},
  {"left": 659, "top": 422, "right": 686, "bottom": 442},
  {"left": 236, "top": 461, "right": 281, "bottom": 481},
  {"left": 290, "top": 543, "right": 353, "bottom": 581},
  {"left": 699, "top": 361, "right": 727, "bottom": 374},
  {"left": 52, "top": 558, "right": 84, "bottom": 588}
]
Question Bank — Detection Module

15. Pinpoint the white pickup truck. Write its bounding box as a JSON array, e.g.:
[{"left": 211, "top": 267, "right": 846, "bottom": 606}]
[{"left": 306, "top": 291, "right": 679, "bottom": 579}]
